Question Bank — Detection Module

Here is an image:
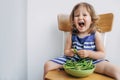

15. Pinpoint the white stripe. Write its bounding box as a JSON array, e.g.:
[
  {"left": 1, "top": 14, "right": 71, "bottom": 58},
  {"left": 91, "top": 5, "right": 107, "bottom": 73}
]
[
  {"left": 84, "top": 45, "right": 95, "bottom": 48},
  {"left": 73, "top": 45, "right": 82, "bottom": 49},
  {"left": 73, "top": 42, "right": 83, "bottom": 46},
  {"left": 84, "top": 42, "right": 94, "bottom": 44},
  {"left": 75, "top": 46, "right": 82, "bottom": 50},
  {"left": 52, "top": 59, "right": 65, "bottom": 64},
  {"left": 58, "top": 57, "right": 67, "bottom": 61}
]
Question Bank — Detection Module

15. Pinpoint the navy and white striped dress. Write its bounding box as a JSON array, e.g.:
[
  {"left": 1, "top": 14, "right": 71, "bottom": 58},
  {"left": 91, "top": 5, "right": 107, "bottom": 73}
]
[{"left": 51, "top": 32, "right": 105, "bottom": 65}]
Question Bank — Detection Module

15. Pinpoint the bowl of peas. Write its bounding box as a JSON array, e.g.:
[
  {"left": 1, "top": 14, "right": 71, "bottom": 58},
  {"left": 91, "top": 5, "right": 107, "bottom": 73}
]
[{"left": 63, "top": 58, "right": 95, "bottom": 77}]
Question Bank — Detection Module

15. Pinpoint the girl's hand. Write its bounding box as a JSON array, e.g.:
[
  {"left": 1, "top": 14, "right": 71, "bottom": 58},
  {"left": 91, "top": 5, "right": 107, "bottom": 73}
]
[
  {"left": 64, "top": 49, "right": 75, "bottom": 57},
  {"left": 77, "top": 50, "right": 90, "bottom": 58}
]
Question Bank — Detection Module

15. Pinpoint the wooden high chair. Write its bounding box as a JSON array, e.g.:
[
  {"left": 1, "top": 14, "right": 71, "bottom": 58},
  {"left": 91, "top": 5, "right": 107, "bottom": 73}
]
[{"left": 45, "top": 13, "right": 114, "bottom": 80}]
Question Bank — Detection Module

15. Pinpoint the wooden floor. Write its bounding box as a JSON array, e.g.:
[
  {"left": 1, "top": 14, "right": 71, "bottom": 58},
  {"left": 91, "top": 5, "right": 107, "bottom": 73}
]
[{"left": 45, "top": 69, "right": 114, "bottom": 80}]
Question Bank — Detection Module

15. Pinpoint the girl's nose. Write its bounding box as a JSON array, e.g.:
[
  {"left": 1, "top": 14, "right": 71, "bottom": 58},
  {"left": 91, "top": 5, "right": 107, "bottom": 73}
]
[{"left": 78, "top": 15, "right": 83, "bottom": 20}]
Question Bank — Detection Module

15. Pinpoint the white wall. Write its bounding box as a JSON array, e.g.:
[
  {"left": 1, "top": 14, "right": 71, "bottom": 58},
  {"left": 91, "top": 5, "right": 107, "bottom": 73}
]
[
  {"left": 27, "top": 0, "right": 120, "bottom": 80},
  {"left": 0, "top": 0, "right": 27, "bottom": 80},
  {"left": 0, "top": 0, "right": 120, "bottom": 80}
]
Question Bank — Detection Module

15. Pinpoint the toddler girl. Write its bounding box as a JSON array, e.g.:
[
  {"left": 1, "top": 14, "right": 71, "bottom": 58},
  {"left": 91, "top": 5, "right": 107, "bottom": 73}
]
[{"left": 44, "top": 2, "right": 120, "bottom": 80}]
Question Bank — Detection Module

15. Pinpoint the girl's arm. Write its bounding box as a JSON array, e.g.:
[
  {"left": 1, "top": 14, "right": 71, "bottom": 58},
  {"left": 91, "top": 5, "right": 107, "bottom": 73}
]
[
  {"left": 86, "top": 31, "right": 106, "bottom": 59},
  {"left": 64, "top": 32, "right": 74, "bottom": 57},
  {"left": 89, "top": 31, "right": 105, "bottom": 59},
  {"left": 77, "top": 31, "right": 106, "bottom": 59}
]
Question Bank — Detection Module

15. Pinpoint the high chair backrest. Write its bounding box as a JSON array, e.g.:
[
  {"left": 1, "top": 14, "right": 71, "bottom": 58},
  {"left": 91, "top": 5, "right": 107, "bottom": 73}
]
[{"left": 57, "top": 13, "right": 113, "bottom": 52}]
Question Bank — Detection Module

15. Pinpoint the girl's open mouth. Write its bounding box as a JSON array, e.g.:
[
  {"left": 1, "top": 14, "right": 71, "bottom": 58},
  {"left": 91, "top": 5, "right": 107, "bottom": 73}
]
[{"left": 78, "top": 22, "right": 85, "bottom": 27}]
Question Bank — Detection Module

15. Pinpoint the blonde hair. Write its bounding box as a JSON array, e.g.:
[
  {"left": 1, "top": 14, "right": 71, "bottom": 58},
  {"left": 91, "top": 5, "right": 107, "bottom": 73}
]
[{"left": 70, "top": 2, "right": 99, "bottom": 34}]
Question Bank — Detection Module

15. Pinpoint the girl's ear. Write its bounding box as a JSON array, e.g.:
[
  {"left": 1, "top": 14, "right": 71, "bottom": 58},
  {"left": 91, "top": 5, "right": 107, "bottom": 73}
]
[{"left": 91, "top": 21, "right": 93, "bottom": 24}]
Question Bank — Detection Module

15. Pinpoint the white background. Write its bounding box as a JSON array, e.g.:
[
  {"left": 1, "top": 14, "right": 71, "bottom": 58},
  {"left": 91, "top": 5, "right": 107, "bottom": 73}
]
[{"left": 0, "top": 0, "right": 120, "bottom": 80}]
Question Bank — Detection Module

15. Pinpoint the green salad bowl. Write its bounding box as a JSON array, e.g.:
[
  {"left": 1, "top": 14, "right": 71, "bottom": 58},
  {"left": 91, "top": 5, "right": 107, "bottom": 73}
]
[
  {"left": 63, "top": 65, "right": 95, "bottom": 77},
  {"left": 63, "top": 58, "right": 96, "bottom": 78}
]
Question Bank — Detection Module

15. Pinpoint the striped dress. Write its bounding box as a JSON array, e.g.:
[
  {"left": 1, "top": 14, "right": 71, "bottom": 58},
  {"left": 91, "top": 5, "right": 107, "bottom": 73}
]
[{"left": 51, "top": 32, "right": 106, "bottom": 65}]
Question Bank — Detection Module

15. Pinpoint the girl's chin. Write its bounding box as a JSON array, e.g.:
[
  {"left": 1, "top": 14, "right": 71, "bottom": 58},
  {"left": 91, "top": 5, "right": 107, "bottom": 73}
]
[
  {"left": 78, "top": 29, "right": 86, "bottom": 33},
  {"left": 78, "top": 27, "right": 88, "bottom": 33}
]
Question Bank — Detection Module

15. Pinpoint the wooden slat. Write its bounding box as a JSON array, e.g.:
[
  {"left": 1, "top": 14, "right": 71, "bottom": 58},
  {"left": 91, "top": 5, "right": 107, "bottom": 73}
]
[
  {"left": 57, "top": 13, "right": 113, "bottom": 32},
  {"left": 96, "top": 13, "right": 113, "bottom": 32}
]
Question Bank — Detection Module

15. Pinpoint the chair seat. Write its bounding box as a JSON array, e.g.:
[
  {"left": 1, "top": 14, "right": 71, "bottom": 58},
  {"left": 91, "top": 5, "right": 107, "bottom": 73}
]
[{"left": 45, "top": 69, "right": 114, "bottom": 80}]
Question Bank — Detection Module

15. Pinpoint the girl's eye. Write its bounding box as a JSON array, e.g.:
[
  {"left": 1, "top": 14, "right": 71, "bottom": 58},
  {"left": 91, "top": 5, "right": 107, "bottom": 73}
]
[
  {"left": 83, "top": 14, "right": 87, "bottom": 16},
  {"left": 74, "top": 15, "right": 79, "bottom": 17}
]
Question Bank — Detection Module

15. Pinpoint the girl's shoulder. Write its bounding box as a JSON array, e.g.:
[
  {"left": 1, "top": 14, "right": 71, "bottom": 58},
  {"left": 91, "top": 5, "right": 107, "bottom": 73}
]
[
  {"left": 89, "top": 31, "right": 101, "bottom": 38},
  {"left": 66, "top": 32, "right": 72, "bottom": 40},
  {"left": 94, "top": 31, "right": 103, "bottom": 41},
  {"left": 94, "top": 31, "right": 101, "bottom": 37}
]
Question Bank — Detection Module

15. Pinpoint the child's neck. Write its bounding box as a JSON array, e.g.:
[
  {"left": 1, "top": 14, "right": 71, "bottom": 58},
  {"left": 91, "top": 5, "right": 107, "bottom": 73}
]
[{"left": 78, "top": 32, "right": 90, "bottom": 38}]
